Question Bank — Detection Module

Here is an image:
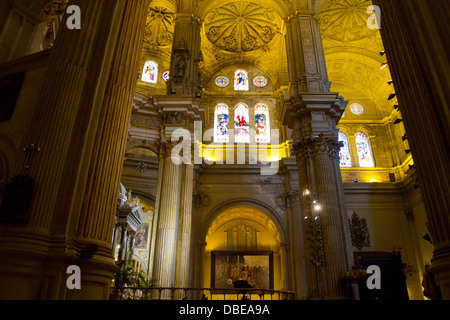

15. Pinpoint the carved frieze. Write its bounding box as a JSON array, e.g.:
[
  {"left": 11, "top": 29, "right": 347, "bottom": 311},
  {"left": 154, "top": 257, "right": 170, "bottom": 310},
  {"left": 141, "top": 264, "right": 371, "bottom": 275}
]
[{"left": 130, "top": 114, "right": 161, "bottom": 128}]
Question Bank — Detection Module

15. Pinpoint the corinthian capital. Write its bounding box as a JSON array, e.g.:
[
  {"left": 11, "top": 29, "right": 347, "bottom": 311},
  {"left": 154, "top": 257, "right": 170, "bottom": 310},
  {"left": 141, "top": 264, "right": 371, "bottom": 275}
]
[{"left": 292, "top": 134, "right": 342, "bottom": 161}]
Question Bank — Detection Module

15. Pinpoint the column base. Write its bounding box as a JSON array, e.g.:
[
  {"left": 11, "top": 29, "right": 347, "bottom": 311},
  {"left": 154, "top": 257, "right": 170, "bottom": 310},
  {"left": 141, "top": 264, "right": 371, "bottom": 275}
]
[{"left": 429, "top": 241, "right": 450, "bottom": 300}]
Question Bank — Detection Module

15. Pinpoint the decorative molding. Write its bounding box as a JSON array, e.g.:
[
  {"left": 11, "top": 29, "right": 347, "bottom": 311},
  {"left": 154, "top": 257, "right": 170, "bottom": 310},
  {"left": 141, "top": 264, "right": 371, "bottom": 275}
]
[
  {"left": 204, "top": 1, "right": 280, "bottom": 53},
  {"left": 130, "top": 114, "right": 162, "bottom": 128}
]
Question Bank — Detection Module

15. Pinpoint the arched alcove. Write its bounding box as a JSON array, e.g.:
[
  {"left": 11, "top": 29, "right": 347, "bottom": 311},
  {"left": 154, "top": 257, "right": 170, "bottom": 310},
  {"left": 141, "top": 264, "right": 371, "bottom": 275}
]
[{"left": 201, "top": 204, "right": 287, "bottom": 298}]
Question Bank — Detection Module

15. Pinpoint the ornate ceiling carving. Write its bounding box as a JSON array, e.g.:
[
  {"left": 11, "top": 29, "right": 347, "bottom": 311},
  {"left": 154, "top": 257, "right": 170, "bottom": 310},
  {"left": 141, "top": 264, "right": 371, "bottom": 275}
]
[
  {"left": 143, "top": 6, "right": 174, "bottom": 47},
  {"left": 204, "top": 1, "right": 281, "bottom": 53},
  {"left": 316, "top": 0, "right": 374, "bottom": 42}
]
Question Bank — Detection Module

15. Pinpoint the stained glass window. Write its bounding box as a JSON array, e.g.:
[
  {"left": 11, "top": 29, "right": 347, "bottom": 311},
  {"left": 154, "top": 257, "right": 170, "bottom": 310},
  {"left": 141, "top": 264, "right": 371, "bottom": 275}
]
[
  {"left": 234, "top": 69, "right": 249, "bottom": 91},
  {"left": 215, "top": 76, "right": 229, "bottom": 88},
  {"left": 234, "top": 103, "right": 250, "bottom": 143},
  {"left": 255, "top": 103, "right": 270, "bottom": 143},
  {"left": 214, "top": 104, "right": 229, "bottom": 143},
  {"left": 349, "top": 103, "right": 364, "bottom": 115},
  {"left": 142, "top": 60, "right": 158, "bottom": 83},
  {"left": 355, "top": 132, "right": 375, "bottom": 167},
  {"left": 162, "top": 71, "right": 170, "bottom": 81},
  {"left": 253, "top": 76, "right": 268, "bottom": 88},
  {"left": 338, "top": 132, "right": 352, "bottom": 167}
]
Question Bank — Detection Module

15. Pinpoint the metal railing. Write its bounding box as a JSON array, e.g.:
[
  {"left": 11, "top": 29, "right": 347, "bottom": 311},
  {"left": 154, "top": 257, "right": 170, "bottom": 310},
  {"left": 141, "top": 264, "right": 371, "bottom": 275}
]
[{"left": 110, "top": 287, "right": 295, "bottom": 301}]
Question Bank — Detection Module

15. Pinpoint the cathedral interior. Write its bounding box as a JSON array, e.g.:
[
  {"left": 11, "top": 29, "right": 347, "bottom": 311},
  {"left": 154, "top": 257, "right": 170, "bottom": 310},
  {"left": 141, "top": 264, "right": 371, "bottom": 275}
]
[{"left": 0, "top": 0, "right": 448, "bottom": 301}]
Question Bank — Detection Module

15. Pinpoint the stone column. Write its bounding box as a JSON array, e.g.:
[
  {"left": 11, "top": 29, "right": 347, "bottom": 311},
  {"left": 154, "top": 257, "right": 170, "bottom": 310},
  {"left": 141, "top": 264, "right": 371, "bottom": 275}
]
[
  {"left": 0, "top": 0, "right": 150, "bottom": 300},
  {"left": 168, "top": 12, "right": 203, "bottom": 95},
  {"left": 151, "top": 141, "right": 181, "bottom": 299},
  {"left": 373, "top": 0, "right": 450, "bottom": 299},
  {"left": 284, "top": 10, "right": 331, "bottom": 96}
]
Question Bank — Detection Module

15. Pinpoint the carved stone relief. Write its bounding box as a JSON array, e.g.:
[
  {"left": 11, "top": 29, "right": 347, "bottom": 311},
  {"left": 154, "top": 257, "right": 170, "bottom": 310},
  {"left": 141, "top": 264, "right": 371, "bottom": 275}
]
[
  {"left": 143, "top": 6, "right": 174, "bottom": 47},
  {"left": 204, "top": 1, "right": 280, "bottom": 53}
]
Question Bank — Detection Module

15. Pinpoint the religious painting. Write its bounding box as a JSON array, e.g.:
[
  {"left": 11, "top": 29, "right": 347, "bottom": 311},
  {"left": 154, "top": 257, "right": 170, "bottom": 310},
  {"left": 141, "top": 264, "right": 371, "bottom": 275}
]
[
  {"left": 134, "top": 223, "right": 149, "bottom": 250},
  {"left": 141, "top": 60, "right": 158, "bottom": 83},
  {"left": 214, "top": 103, "right": 229, "bottom": 143},
  {"left": 254, "top": 103, "right": 270, "bottom": 143},
  {"left": 338, "top": 132, "right": 352, "bottom": 167},
  {"left": 234, "top": 69, "right": 249, "bottom": 91},
  {"left": 355, "top": 132, "right": 375, "bottom": 167},
  {"left": 234, "top": 103, "right": 250, "bottom": 143},
  {"left": 211, "top": 251, "right": 273, "bottom": 290},
  {"left": 0, "top": 72, "right": 25, "bottom": 121}
]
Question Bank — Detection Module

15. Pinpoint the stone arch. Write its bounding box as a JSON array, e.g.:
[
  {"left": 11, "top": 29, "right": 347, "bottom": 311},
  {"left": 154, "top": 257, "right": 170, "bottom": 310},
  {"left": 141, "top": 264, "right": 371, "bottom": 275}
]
[{"left": 200, "top": 198, "right": 287, "bottom": 248}]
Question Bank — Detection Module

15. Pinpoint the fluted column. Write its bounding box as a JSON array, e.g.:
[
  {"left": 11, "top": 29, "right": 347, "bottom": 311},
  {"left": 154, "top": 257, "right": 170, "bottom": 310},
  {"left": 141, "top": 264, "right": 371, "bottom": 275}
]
[
  {"left": 293, "top": 134, "right": 353, "bottom": 299},
  {"left": 373, "top": 0, "right": 450, "bottom": 299},
  {"left": 176, "top": 162, "right": 194, "bottom": 292},
  {"left": 0, "top": 0, "right": 150, "bottom": 300},
  {"left": 151, "top": 141, "right": 181, "bottom": 299}
]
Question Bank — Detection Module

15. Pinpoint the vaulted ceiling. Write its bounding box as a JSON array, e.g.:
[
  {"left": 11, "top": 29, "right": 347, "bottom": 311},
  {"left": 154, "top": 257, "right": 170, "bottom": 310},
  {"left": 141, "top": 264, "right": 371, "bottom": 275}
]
[{"left": 139, "top": 0, "right": 395, "bottom": 120}]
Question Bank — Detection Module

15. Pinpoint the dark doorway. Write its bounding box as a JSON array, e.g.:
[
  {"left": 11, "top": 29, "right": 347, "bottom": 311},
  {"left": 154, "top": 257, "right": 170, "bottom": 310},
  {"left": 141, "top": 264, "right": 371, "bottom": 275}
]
[{"left": 354, "top": 251, "right": 409, "bottom": 300}]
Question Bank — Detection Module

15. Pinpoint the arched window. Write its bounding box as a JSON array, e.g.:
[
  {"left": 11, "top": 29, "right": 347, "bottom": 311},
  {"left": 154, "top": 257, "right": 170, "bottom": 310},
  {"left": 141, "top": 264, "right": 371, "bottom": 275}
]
[
  {"left": 234, "top": 103, "right": 250, "bottom": 143},
  {"left": 214, "top": 104, "right": 229, "bottom": 143},
  {"left": 338, "top": 132, "right": 352, "bottom": 167},
  {"left": 355, "top": 132, "right": 375, "bottom": 167},
  {"left": 234, "top": 69, "right": 249, "bottom": 91},
  {"left": 255, "top": 103, "right": 270, "bottom": 143},
  {"left": 142, "top": 60, "right": 158, "bottom": 83}
]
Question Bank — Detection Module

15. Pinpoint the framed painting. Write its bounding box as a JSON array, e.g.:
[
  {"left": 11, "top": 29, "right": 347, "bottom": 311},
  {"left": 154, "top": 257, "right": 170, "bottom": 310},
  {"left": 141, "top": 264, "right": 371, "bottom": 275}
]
[
  {"left": 134, "top": 223, "right": 149, "bottom": 250},
  {"left": 211, "top": 251, "right": 273, "bottom": 290}
]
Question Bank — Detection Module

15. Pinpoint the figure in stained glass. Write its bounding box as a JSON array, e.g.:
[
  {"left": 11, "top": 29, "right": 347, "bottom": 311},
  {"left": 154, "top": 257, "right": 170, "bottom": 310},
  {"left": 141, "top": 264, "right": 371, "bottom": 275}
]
[
  {"left": 234, "top": 103, "right": 250, "bottom": 142},
  {"left": 142, "top": 60, "right": 158, "bottom": 83},
  {"left": 355, "top": 132, "right": 375, "bottom": 167},
  {"left": 338, "top": 132, "right": 352, "bottom": 167}
]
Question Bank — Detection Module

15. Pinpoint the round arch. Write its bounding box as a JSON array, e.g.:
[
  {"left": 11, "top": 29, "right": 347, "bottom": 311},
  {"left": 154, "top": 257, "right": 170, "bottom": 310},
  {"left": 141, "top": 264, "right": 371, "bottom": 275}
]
[
  {"left": 195, "top": 0, "right": 291, "bottom": 20},
  {"left": 200, "top": 198, "right": 287, "bottom": 246}
]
